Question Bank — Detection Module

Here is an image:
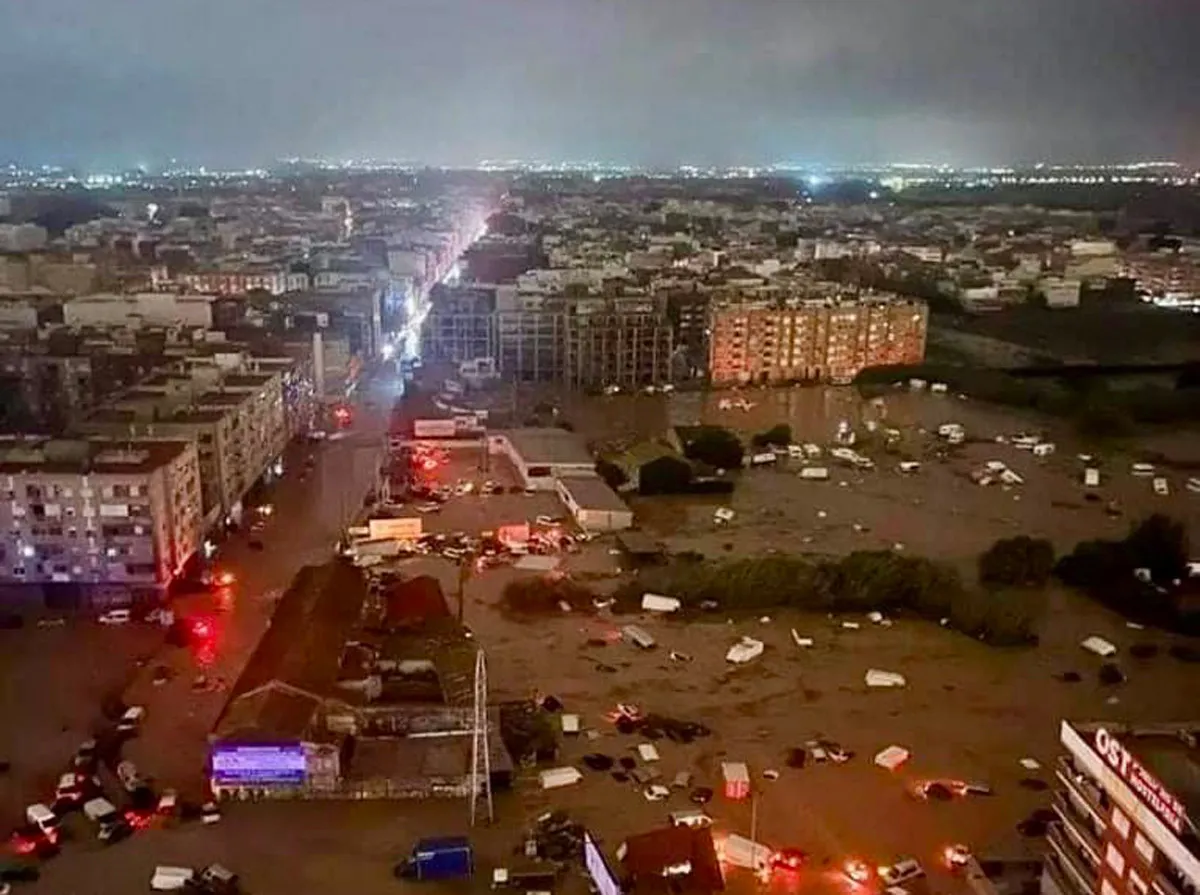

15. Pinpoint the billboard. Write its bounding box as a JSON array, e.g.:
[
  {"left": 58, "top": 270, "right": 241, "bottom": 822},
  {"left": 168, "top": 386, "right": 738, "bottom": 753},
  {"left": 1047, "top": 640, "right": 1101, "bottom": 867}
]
[
  {"left": 211, "top": 743, "right": 306, "bottom": 786},
  {"left": 368, "top": 517, "right": 422, "bottom": 541},
  {"left": 583, "top": 832, "right": 622, "bottom": 895}
]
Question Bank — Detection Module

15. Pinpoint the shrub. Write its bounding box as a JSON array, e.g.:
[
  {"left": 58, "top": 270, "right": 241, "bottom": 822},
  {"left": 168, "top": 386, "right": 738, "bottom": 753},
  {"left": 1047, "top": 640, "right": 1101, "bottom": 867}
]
[
  {"left": 639, "top": 455, "right": 695, "bottom": 495},
  {"left": 595, "top": 459, "right": 628, "bottom": 491},
  {"left": 614, "top": 550, "right": 1033, "bottom": 645},
  {"left": 751, "top": 424, "right": 792, "bottom": 450},
  {"left": 978, "top": 536, "right": 1056, "bottom": 588},
  {"left": 678, "top": 425, "right": 744, "bottom": 470},
  {"left": 1056, "top": 514, "right": 1195, "bottom": 632},
  {"left": 502, "top": 576, "right": 596, "bottom": 615},
  {"left": 1125, "top": 514, "right": 1188, "bottom": 583}
]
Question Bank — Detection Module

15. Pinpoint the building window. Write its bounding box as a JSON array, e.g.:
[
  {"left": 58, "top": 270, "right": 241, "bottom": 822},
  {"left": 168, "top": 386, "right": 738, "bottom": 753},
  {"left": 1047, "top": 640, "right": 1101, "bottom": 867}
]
[
  {"left": 1132, "top": 832, "right": 1154, "bottom": 866},
  {"left": 1128, "top": 870, "right": 1147, "bottom": 895},
  {"left": 1104, "top": 843, "right": 1126, "bottom": 877},
  {"left": 1110, "top": 807, "right": 1130, "bottom": 839}
]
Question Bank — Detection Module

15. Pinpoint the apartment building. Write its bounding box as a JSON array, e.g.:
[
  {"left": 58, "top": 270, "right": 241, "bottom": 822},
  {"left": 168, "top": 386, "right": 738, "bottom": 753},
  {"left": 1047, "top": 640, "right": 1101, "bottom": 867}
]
[
  {"left": 664, "top": 288, "right": 711, "bottom": 380},
  {"left": 79, "top": 364, "right": 287, "bottom": 526},
  {"left": 708, "top": 297, "right": 928, "bottom": 385},
  {"left": 0, "top": 436, "right": 203, "bottom": 605},
  {"left": 1046, "top": 721, "right": 1198, "bottom": 895},
  {"left": 562, "top": 296, "right": 674, "bottom": 390},
  {"left": 177, "top": 268, "right": 309, "bottom": 296},
  {"left": 63, "top": 293, "right": 217, "bottom": 329},
  {"left": 421, "top": 285, "right": 498, "bottom": 366}
]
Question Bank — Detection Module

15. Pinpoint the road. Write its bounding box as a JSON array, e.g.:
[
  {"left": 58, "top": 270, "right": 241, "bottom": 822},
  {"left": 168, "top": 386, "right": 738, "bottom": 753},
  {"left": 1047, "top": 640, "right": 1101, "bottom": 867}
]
[{"left": 119, "top": 377, "right": 394, "bottom": 796}]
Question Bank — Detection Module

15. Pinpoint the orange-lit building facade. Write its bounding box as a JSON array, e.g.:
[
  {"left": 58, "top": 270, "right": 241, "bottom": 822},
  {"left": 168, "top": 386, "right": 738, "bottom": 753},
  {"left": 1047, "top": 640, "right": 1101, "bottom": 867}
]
[
  {"left": 707, "top": 298, "right": 928, "bottom": 385},
  {"left": 1047, "top": 721, "right": 1198, "bottom": 895}
]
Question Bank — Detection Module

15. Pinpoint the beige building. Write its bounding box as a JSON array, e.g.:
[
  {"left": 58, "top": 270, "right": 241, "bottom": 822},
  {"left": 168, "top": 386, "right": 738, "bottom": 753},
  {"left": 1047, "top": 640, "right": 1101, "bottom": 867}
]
[
  {"left": 79, "top": 364, "right": 287, "bottom": 526},
  {"left": 63, "top": 293, "right": 216, "bottom": 329},
  {"left": 0, "top": 437, "right": 203, "bottom": 602},
  {"left": 708, "top": 297, "right": 928, "bottom": 385}
]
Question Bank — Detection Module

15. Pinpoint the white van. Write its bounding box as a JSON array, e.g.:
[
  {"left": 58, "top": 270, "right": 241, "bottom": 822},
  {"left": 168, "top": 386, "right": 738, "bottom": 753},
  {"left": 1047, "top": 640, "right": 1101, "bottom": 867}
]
[
  {"left": 151, "top": 867, "right": 195, "bottom": 891},
  {"left": 1131, "top": 463, "right": 1155, "bottom": 477},
  {"left": 98, "top": 609, "right": 131, "bottom": 625},
  {"left": 1084, "top": 468, "right": 1100, "bottom": 487},
  {"left": 1153, "top": 477, "right": 1170, "bottom": 496},
  {"left": 25, "top": 803, "right": 59, "bottom": 836},
  {"left": 799, "top": 466, "right": 829, "bottom": 481}
]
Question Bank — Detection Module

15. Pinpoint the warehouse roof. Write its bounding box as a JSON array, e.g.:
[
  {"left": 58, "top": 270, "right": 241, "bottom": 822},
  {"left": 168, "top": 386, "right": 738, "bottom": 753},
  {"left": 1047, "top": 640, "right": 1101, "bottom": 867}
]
[{"left": 501, "top": 428, "right": 593, "bottom": 466}]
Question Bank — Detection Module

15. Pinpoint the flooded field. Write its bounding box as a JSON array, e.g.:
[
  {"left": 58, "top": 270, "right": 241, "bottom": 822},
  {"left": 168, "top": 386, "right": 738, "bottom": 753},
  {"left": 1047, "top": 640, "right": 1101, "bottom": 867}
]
[{"left": 515, "top": 384, "right": 1200, "bottom": 569}]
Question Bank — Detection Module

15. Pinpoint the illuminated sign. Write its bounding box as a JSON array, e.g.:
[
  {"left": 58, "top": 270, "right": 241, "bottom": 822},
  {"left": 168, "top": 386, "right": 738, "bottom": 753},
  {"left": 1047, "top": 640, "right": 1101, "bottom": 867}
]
[
  {"left": 211, "top": 744, "right": 306, "bottom": 786},
  {"left": 1094, "top": 728, "right": 1186, "bottom": 834},
  {"left": 584, "top": 832, "right": 622, "bottom": 895}
]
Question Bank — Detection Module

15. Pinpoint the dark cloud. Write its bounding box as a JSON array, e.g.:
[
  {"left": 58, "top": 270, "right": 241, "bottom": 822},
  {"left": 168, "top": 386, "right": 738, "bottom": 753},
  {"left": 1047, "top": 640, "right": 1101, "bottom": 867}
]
[{"left": 1, "top": 0, "right": 1196, "bottom": 167}]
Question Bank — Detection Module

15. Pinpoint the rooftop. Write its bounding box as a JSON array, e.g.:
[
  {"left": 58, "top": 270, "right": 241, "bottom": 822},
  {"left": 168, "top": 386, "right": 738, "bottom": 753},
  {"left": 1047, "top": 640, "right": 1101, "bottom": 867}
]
[
  {"left": 557, "top": 475, "right": 630, "bottom": 513},
  {"left": 1070, "top": 722, "right": 1200, "bottom": 854},
  {"left": 0, "top": 436, "right": 191, "bottom": 476},
  {"left": 502, "top": 427, "right": 594, "bottom": 466},
  {"left": 213, "top": 561, "right": 368, "bottom": 738}
]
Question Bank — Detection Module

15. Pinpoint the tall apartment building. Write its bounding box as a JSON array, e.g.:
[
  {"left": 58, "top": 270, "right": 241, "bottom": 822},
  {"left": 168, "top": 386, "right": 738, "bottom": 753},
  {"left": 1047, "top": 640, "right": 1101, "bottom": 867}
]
[
  {"left": 664, "top": 289, "right": 711, "bottom": 380},
  {"left": 562, "top": 296, "right": 674, "bottom": 390},
  {"left": 1046, "top": 721, "right": 1198, "bottom": 895},
  {"left": 708, "top": 297, "right": 928, "bottom": 385},
  {"left": 421, "top": 284, "right": 498, "bottom": 365},
  {"left": 0, "top": 437, "right": 203, "bottom": 605},
  {"left": 78, "top": 365, "right": 287, "bottom": 526}
]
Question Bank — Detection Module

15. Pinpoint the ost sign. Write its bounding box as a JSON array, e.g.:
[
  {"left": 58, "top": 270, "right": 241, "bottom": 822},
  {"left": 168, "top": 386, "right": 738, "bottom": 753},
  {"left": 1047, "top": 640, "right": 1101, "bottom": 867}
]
[{"left": 1094, "top": 727, "right": 1186, "bottom": 834}]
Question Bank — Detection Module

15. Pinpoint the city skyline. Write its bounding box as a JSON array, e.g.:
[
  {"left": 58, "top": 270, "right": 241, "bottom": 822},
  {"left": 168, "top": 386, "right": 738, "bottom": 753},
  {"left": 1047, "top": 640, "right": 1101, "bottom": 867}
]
[{"left": 2, "top": 0, "right": 1198, "bottom": 170}]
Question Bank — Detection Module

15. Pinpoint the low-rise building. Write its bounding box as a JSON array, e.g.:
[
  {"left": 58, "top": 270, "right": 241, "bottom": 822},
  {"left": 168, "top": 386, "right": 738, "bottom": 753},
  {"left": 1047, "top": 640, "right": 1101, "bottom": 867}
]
[
  {"left": 488, "top": 428, "right": 596, "bottom": 491},
  {"left": 0, "top": 436, "right": 203, "bottom": 604}
]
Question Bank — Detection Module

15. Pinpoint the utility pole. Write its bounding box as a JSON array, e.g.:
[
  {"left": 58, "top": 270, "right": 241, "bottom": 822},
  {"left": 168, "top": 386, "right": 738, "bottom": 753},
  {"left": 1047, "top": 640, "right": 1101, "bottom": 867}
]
[{"left": 456, "top": 553, "right": 474, "bottom": 625}]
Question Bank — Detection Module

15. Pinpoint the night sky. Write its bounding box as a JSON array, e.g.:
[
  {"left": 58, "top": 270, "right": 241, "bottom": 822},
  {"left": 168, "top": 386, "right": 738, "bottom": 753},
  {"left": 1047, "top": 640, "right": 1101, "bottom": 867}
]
[{"left": 2, "top": 0, "right": 1197, "bottom": 169}]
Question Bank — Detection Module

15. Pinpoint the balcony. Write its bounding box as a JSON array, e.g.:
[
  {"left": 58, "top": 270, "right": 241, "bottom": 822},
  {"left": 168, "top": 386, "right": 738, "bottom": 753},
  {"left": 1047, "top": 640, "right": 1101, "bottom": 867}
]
[
  {"left": 1046, "top": 824, "right": 1100, "bottom": 895},
  {"left": 1052, "top": 792, "right": 1105, "bottom": 857},
  {"left": 1055, "top": 757, "right": 1108, "bottom": 825}
]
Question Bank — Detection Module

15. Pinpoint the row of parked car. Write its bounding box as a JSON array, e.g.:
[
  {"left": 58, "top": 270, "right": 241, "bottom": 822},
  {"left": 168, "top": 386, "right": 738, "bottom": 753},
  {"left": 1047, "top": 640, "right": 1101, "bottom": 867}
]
[{"left": 4, "top": 703, "right": 235, "bottom": 891}]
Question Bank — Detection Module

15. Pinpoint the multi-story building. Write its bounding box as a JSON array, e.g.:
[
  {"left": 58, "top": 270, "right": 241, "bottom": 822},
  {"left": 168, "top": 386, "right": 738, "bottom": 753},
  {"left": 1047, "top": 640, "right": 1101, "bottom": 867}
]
[
  {"left": 421, "top": 285, "right": 498, "bottom": 366},
  {"left": 664, "top": 288, "right": 711, "bottom": 380},
  {"left": 63, "top": 293, "right": 217, "bottom": 329},
  {"left": 561, "top": 296, "right": 673, "bottom": 390},
  {"left": 708, "top": 296, "right": 928, "bottom": 385},
  {"left": 175, "top": 268, "right": 309, "bottom": 296},
  {"left": 78, "top": 363, "right": 287, "bottom": 526},
  {"left": 0, "top": 436, "right": 204, "bottom": 604},
  {"left": 1046, "top": 721, "right": 1198, "bottom": 895},
  {"left": 423, "top": 286, "right": 672, "bottom": 387}
]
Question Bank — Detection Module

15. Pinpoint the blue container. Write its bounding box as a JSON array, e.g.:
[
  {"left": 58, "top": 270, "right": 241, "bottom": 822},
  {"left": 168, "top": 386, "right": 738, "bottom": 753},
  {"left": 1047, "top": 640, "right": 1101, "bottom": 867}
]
[{"left": 407, "top": 837, "right": 474, "bottom": 881}]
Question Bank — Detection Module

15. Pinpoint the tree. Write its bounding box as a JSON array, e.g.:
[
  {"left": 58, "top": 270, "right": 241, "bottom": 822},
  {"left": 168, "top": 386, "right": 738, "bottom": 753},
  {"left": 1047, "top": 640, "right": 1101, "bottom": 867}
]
[
  {"left": 978, "top": 536, "right": 1056, "bottom": 588},
  {"left": 639, "top": 456, "right": 694, "bottom": 495},
  {"left": 1125, "top": 514, "right": 1188, "bottom": 583},
  {"left": 751, "top": 424, "right": 792, "bottom": 450},
  {"left": 679, "top": 426, "right": 744, "bottom": 470},
  {"left": 595, "top": 460, "right": 628, "bottom": 491}
]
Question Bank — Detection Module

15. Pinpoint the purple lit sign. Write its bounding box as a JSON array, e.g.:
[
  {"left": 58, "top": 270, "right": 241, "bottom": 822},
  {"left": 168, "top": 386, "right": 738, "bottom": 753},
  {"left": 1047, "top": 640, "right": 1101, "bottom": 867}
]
[{"left": 211, "top": 743, "right": 307, "bottom": 785}]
